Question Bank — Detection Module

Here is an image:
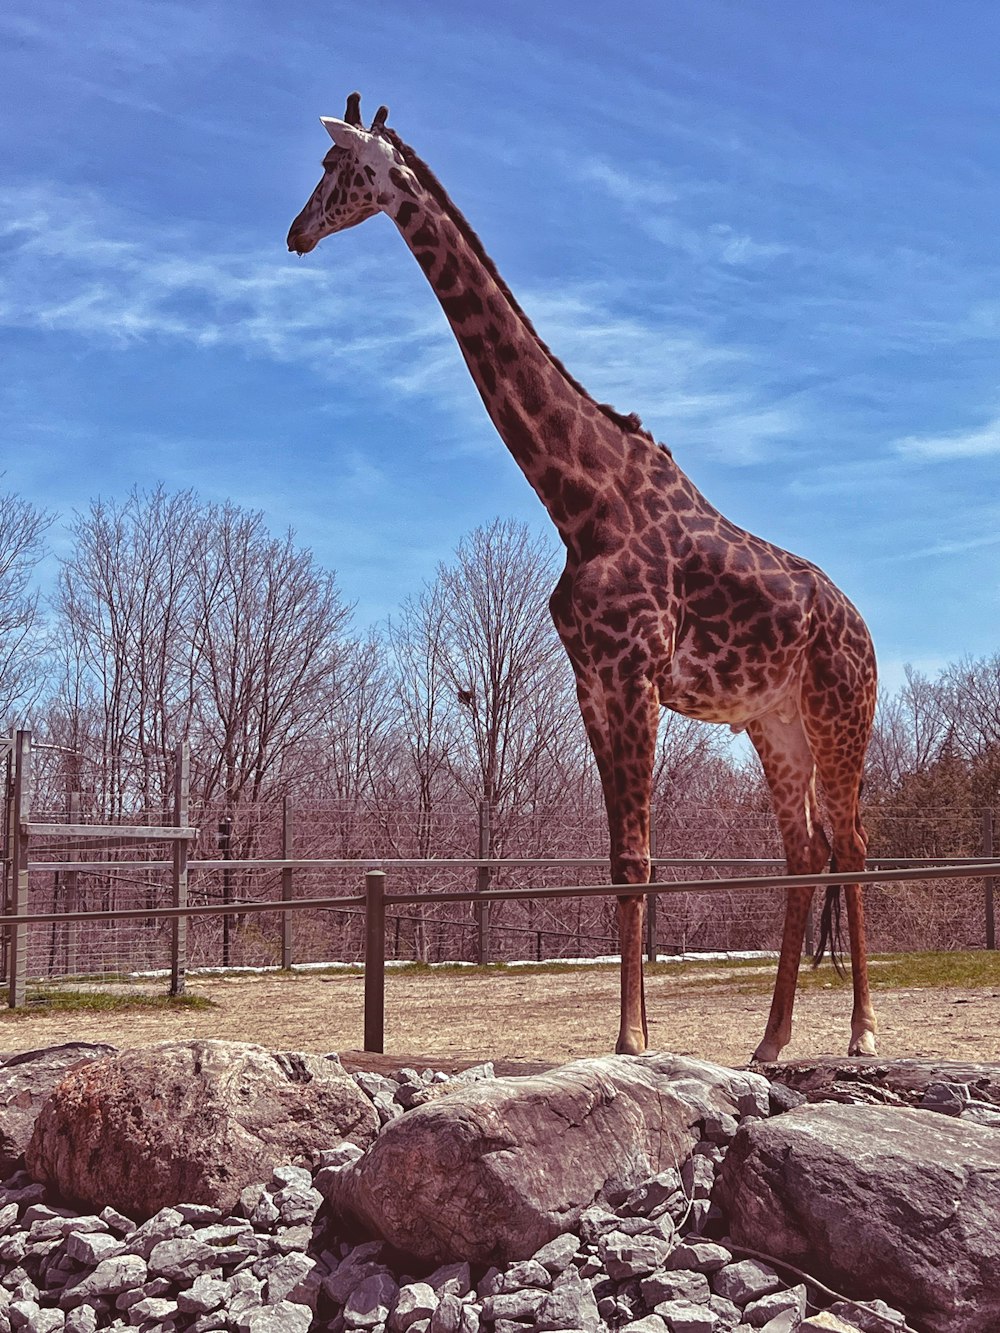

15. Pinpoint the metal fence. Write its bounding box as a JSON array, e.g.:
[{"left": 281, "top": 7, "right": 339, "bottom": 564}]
[{"left": 3, "top": 731, "right": 999, "bottom": 1050}]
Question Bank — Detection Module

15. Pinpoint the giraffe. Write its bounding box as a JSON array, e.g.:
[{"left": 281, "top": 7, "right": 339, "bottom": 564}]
[{"left": 287, "top": 95, "right": 879, "bottom": 1062}]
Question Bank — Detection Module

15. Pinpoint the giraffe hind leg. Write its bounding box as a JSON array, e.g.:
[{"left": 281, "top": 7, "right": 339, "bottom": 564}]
[
  {"left": 806, "top": 713, "right": 878, "bottom": 1057},
  {"left": 747, "top": 712, "right": 831, "bottom": 1063}
]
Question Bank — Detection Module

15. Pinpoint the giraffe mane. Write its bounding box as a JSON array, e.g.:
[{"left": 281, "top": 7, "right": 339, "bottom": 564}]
[{"left": 380, "top": 126, "right": 652, "bottom": 441}]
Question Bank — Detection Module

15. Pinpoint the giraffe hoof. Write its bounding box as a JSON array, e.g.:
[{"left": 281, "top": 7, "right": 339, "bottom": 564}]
[
  {"left": 751, "top": 1039, "right": 782, "bottom": 1063},
  {"left": 616, "top": 1031, "right": 647, "bottom": 1056},
  {"left": 848, "top": 1031, "right": 878, "bottom": 1057}
]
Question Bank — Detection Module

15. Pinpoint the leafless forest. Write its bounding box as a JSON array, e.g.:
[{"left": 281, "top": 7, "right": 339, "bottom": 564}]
[{"left": 2, "top": 486, "right": 998, "bottom": 981}]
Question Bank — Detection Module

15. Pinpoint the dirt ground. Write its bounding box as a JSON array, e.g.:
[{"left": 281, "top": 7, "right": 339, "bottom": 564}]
[{"left": 1, "top": 966, "right": 997, "bottom": 1068}]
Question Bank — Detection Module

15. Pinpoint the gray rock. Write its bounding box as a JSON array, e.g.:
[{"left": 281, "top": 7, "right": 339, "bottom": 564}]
[
  {"left": 641, "top": 1271, "right": 711, "bottom": 1306},
  {"left": 27, "top": 1041, "right": 378, "bottom": 1220},
  {"left": 125, "top": 1209, "right": 187, "bottom": 1260},
  {"left": 743, "top": 1285, "right": 806, "bottom": 1326},
  {"left": 826, "top": 1297, "right": 908, "bottom": 1331},
  {"left": 480, "top": 1289, "right": 547, "bottom": 1322},
  {"left": 708, "top": 1295, "right": 743, "bottom": 1331},
  {"left": 577, "top": 1204, "right": 621, "bottom": 1244},
  {"left": 148, "top": 1238, "right": 220, "bottom": 1281},
  {"left": 326, "top": 1054, "right": 767, "bottom": 1264},
  {"left": 599, "top": 1230, "right": 675, "bottom": 1279},
  {"left": 424, "top": 1262, "right": 470, "bottom": 1298},
  {"left": 919, "top": 1082, "right": 968, "bottom": 1116},
  {"left": 127, "top": 1297, "right": 177, "bottom": 1324},
  {"left": 531, "top": 1233, "right": 581, "bottom": 1273},
  {"left": 535, "top": 1269, "right": 601, "bottom": 1331},
  {"left": 116, "top": 1278, "right": 173, "bottom": 1309},
  {"left": 177, "top": 1274, "right": 230, "bottom": 1314},
  {"left": 711, "top": 1262, "right": 781, "bottom": 1307},
  {"left": 767, "top": 1084, "right": 806, "bottom": 1115},
  {"left": 652, "top": 1299, "right": 718, "bottom": 1331},
  {"left": 60, "top": 1254, "right": 148, "bottom": 1306},
  {"left": 344, "top": 1271, "right": 399, "bottom": 1328},
  {"left": 500, "top": 1258, "right": 550, "bottom": 1291},
  {"left": 64, "top": 1310, "right": 98, "bottom": 1333},
  {"left": 243, "top": 1304, "right": 312, "bottom": 1333},
  {"left": 681, "top": 1154, "right": 716, "bottom": 1201},
  {"left": 668, "top": 1243, "right": 731, "bottom": 1274},
  {"left": 717, "top": 1103, "right": 1000, "bottom": 1333},
  {"left": 625, "top": 1170, "right": 684, "bottom": 1217},
  {"left": 64, "top": 1231, "right": 124, "bottom": 1265},
  {"left": 961, "top": 1100, "right": 1000, "bottom": 1128},
  {"left": 428, "top": 1292, "right": 463, "bottom": 1333},
  {"left": 389, "top": 1282, "right": 438, "bottom": 1331},
  {"left": 264, "top": 1253, "right": 318, "bottom": 1306},
  {"left": 622, "top": 1317, "right": 669, "bottom": 1332}
]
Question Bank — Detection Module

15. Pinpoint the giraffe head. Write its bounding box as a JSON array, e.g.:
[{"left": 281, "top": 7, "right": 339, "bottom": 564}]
[{"left": 287, "top": 93, "right": 403, "bottom": 254}]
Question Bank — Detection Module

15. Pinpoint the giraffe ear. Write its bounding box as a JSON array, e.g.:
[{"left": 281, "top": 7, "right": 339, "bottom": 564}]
[{"left": 320, "top": 117, "right": 366, "bottom": 153}]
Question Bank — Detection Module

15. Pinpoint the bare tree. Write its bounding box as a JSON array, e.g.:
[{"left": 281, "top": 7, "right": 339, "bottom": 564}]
[
  {"left": 189, "top": 502, "right": 352, "bottom": 830},
  {"left": 55, "top": 486, "right": 201, "bottom": 815},
  {"left": 437, "top": 518, "right": 571, "bottom": 824},
  {"left": 0, "top": 488, "right": 53, "bottom": 725},
  {"left": 867, "top": 666, "right": 950, "bottom": 795},
  {"left": 386, "top": 583, "right": 459, "bottom": 850}
]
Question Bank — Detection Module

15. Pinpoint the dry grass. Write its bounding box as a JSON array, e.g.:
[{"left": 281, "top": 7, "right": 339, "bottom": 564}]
[{"left": 0, "top": 956, "right": 997, "bottom": 1068}]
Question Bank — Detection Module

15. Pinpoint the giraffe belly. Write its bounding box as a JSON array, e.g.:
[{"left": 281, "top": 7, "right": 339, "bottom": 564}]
[{"left": 656, "top": 650, "right": 803, "bottom": 730}]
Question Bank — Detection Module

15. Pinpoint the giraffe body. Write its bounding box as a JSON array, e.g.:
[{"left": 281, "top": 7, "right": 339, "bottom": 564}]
[{"left": 288, "top": 98, "right": 878, "bottom": 1061}]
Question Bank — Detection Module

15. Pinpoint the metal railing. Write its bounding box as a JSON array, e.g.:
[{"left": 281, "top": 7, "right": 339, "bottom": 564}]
[{"left": 4, "top": 730, "right": 999, "bottom": 1051}]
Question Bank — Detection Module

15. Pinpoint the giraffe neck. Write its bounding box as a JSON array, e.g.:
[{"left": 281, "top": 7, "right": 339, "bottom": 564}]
[{"left": 385, "top": 149, "right": 648, "bottom": 546}]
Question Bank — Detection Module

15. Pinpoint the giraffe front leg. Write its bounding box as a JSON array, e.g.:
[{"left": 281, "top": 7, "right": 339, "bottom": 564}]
[
  {"left": 616, "top": 894, "right": 647, "bottom": 1055},
  {"left": 752, "top": 886, "right": 815, "bottom": 1062},
  {"left": 606, "top": 681, "right": 658, "bottom": 1057}
]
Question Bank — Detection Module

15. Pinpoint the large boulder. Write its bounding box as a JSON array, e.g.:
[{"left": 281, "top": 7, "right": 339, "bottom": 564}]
[
  {"left": 715, "top": 1103, "right": 1000, "bottom": 1333},
  {"left": 757, "top": 1056, "right": 1000, "bottom": 1110},
  {"left": 0, "top": 1042, "right": 116, "bottom": 1174},
  {"left": 27, "top": 1040, "right": 379, "bottom": 1219},
  {"left": 325, "top": 1052, "right": 768, "bottom": 1265}
]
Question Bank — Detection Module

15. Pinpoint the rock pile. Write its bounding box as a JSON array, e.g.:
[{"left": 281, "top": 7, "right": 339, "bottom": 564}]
[{"left": 0, "top": 1052, "right": 918, "bottom": 1333}]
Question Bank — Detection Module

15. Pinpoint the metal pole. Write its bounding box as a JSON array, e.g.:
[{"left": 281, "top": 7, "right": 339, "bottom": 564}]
[
  {"left": 364, "top": 869, "right": 386, "bottom": 1052},
  {"left": 9, "top": 730, "right": 31, "bottom": 1008},
  {"left": 476, "top": 800, "right": 491, "bottom": 965},
  {"left": 984, "top": 808, "right": 996, "bottom": 951},
  {"left": 646, "top": 824, "right": 659, "bottom": 963},
  {"left": 0, "top": 741, "right": 13, "bottom": 985},
  {"left": 219, "top": 816, "right": 233, "bottom": 968},
  {"left": 281, "top": 797, "right": 294, "bottom": 969},
  {"left": 170, "top": 741, "right": 190, "bottom": 996},
  {"left": 64, "top": 791, "right": 80, "bottom": 976}
]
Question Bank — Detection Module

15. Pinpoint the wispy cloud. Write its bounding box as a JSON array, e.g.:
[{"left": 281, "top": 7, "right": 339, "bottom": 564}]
[
  {"left": 575, "top": 157, "right": 787, "bottom": 265},
  {"left": 893, "top": 532, "right": 1000, "bottom": 562},
  {"left": 894, "top": 415, "right": 1000, "bottom": 460},
  {"left": 0, "top": 180, "right": 799, "bottom": 467}
]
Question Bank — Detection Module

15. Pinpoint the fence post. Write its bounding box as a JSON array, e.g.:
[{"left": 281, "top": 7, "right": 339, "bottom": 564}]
[
  {"left": 646, "top": 825, "right": 658, "bottom": 963},
  {"left": 984, "top": 808, "right": 996, "bottom": 951},
  {"left": 219, "top": 816, "right": 233, "bottom": 968},
  {"left": 170, "top": 741, "right": 190, "bottom": 997},
  {"left": 476, "top": 801, "right": 491, "bottom": 965},
  {"left": 364, "top": 869, "right": 386, "bottom": 1052},
  {"left": 281, "top": 797, "right": 294, "bottom": 969},
  {"left": 64, "top": 790, "right": 80, "bottom": 976},
  {"left": 8, "top": 730, "right": 31, "bottom": 1008}
]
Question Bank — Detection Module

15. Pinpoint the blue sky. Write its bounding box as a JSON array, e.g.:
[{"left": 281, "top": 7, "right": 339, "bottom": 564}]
[{"left": 2, "top": 0, "right": 999, "bottom": 694}]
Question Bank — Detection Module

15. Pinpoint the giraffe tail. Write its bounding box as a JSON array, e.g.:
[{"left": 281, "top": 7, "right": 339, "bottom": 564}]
[{"left": 812, "top": 855, "right": 847, "bottom": 977}]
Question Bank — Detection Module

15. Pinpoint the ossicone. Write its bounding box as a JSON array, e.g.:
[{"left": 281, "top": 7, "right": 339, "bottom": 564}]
[{"left": 344, "top": 91, "right": 362, "bottom": 126}]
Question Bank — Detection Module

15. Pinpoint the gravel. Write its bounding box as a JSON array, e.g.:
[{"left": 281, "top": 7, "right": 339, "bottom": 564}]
[{"left": 0, "top": 1056, "right": 917, "bottom": 1333}]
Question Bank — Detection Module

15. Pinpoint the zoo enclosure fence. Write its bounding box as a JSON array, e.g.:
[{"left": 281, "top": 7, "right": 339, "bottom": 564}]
[{"left": 3, "top": 731, "right": 999, "bottom": 1050}]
